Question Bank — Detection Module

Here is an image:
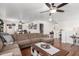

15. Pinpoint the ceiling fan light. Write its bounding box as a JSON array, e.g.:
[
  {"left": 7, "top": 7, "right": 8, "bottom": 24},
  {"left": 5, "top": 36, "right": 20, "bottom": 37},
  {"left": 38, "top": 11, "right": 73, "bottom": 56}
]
[
  {"left": 50, "top": 9, "right": 56, "bottom": 13},
  {"left": 49, "top": 18, "right": 52, "bottom": 21}
]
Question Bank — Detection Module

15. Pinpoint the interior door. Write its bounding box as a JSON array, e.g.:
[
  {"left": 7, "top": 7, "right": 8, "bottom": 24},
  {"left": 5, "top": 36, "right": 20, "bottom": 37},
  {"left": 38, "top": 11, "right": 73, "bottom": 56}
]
[{"left": 39, "top": 24, "right": 44, "bottom": 34}]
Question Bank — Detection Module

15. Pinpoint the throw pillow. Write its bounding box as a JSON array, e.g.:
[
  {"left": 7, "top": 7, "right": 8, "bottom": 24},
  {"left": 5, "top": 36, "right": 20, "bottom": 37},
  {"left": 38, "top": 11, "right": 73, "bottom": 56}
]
[{"left": 3, "top": 35, "right": 14, "bottom": 45}]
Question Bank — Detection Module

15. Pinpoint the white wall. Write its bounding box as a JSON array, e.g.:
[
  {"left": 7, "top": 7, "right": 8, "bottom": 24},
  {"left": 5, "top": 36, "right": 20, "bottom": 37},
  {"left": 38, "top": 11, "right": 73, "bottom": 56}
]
[
  {"left": 3, "top": 18, "right": 19, "bottom": 34},
  {"left": 23, "top": 20, "right": 55, "bottom": 34},
  {"left": 3, "top": 19, "right": 57, "bottom": 35},
  {"left": 32, "top": 20, "right": 54, "bottom": 34},
  {"left": 60, "top": 12, "right": 79, "bottom": 45}
]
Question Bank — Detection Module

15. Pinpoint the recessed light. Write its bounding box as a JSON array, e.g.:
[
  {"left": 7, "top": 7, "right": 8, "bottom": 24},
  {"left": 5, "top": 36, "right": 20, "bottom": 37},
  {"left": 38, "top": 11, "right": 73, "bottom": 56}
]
[{"left": 49, "top": 18, "right": 52, "bottom": 21}]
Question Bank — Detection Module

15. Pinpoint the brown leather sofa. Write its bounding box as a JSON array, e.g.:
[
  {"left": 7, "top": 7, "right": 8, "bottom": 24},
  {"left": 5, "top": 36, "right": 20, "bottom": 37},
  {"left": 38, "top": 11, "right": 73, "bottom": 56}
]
[{"left": 13, "top": 33, "right": 54, "bottom": 49}]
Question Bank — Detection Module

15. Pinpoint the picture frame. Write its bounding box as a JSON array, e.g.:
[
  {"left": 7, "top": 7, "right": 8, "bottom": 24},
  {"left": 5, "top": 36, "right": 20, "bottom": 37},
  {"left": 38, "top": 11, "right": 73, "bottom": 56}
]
[{"left": 28, "top": 23, "right": 37, "bottom": 29}]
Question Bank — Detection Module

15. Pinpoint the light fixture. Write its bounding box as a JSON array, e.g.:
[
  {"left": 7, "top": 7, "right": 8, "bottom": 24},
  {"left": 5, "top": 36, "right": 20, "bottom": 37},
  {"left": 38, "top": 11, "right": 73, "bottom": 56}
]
[
  {"left": 50, "top": 7, "right": 57, "bottom": 13},
  {"left": 49, "top": 18, "right": 52, "bottom": 21},
  {"left": 50, "top": 9, "right": 56, "bottom": 13}
]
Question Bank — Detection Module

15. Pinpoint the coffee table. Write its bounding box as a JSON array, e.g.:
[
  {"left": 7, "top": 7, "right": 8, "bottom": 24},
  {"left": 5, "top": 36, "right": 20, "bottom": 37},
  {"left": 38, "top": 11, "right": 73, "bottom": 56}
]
[{"left": 31, "top": 42, "right": 69, "bottom": 56}]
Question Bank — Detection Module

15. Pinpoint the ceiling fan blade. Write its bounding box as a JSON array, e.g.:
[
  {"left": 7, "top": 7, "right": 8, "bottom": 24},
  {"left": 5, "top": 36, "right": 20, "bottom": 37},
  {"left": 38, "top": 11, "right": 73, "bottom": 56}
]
[
  {"left": 57, "top": 3, "right": 68, "bottom": 8},
  {"left": 45, "top": 3, "right": 51, "bottom": 8},
  {"left": 57, "top": 9, "right": 64, "bottom": 12},
  {"left": 40, "top": 10, "right": 49, "bottom": 13}
]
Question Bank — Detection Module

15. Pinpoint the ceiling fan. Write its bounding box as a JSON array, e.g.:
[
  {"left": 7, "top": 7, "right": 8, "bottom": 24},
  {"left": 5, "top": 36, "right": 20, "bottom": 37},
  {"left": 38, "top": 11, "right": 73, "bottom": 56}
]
[{"left": 40, "top": 3, "right": 68, "bottom": 16}]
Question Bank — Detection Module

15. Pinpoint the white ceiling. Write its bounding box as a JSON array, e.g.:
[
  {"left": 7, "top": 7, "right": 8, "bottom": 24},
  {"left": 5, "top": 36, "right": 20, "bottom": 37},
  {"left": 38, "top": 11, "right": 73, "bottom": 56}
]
[{"left": 0, "top": 3, "right": 79, "bottom": 23}]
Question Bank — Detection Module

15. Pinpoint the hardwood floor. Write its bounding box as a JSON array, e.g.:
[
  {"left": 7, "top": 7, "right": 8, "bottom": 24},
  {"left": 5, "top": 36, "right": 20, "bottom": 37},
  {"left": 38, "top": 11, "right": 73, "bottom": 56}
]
[
  {"left": 21, "top": 47, "right": 31, "bottom": 56},
  {"left": 21, "top": 39, "right": 79, "bottom": 56}
]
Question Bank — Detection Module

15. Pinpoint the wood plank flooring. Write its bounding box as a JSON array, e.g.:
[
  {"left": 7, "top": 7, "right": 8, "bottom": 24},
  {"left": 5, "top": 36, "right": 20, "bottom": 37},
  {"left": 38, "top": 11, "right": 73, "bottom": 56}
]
[{"left": 21, "top": 39, "right": 79, "bottom": 56}]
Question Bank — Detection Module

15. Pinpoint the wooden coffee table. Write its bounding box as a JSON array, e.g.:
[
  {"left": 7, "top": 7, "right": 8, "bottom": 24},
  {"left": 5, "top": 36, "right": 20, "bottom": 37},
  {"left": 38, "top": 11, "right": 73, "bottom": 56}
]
[{"left": 31, "top": 42, "right": 69, "bottom": 56}]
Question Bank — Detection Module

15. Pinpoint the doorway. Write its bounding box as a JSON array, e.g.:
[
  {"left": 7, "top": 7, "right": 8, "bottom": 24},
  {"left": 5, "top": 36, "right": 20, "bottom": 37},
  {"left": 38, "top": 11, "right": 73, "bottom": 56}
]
[{"left": 39, "top": 23, "right": 44, "bottom": 34}]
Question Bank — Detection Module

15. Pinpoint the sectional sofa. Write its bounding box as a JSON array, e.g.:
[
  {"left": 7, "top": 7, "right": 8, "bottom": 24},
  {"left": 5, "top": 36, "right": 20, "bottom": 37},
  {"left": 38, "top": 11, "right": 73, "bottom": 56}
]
[
  {"left": 0, "top": 32, "right": 54, "bottom": 56},
  {"left": 13, "top": 33, "right": 54, "bottom": 49}
]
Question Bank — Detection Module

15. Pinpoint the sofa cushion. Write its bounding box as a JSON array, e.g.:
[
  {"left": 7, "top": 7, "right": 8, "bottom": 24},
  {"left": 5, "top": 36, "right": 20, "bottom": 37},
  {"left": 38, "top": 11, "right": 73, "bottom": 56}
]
[
  {"left": 0, "top": 38, "right": 4, "bottom": 51},
  {"left": 0, "top": 32, "right": 9, "bottom": 42},
  {"left": 13, "top": 34, "right": 29, "bottom": 41},
  {"left": 3, "top": 35, "right": 14, "bottom": 45},
  {"left": 42, "top": 34, "right": 49, "bottom": 38},
  {"left": 31, "top": 38, "right": 40, "bottom": 43},
  {"left": 0, "top": 52, "right": 13, "bottom": 56},
  {"left": 0, "top": 43, "right": 22, "bottom": 56},
  {"left": 40, "top": 38, "right": 54, "bottom": 43},
  {"left": 29, "top": 33, "right": 42, "bottom": 39},
  {"left": 17, "top": 39, "right": 31, "bottom": 46},
  {"left": 2, "top": 43, "right": 19, "bottom": 51},
  {"left": 0, "top": 48, "right": 22, "bottom": 56},
  {"left": 0, "top": 33, "right": 14, "bottom": 45}
]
